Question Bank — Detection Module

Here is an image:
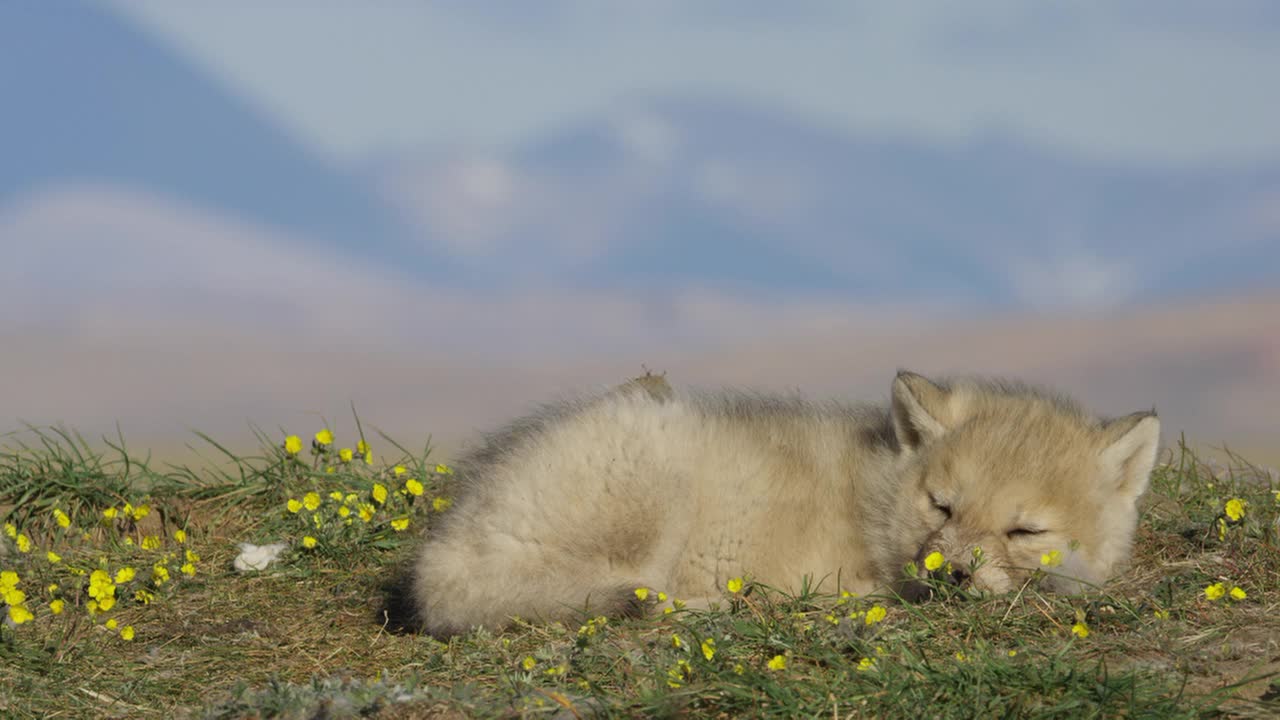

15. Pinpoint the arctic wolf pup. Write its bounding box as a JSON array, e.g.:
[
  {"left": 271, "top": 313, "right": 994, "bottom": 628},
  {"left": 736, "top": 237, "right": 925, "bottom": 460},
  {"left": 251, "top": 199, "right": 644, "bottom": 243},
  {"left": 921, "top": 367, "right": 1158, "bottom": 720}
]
[{"left": 411, "top": 372, "right": 1159, "bottom": 636}]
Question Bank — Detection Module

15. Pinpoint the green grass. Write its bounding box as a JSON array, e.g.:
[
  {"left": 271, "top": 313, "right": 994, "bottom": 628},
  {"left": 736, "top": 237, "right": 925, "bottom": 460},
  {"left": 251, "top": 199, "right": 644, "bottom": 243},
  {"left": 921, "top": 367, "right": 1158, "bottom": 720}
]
[{"left": 1, "top": 424, "right": 1278, "bottom": 719}]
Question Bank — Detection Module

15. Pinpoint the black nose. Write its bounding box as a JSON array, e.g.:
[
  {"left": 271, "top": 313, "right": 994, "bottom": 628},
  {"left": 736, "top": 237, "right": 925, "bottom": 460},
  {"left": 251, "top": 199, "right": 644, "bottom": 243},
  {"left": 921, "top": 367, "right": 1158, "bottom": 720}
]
[{"left": 949, "top": 566, "right": 971, "bottom": 586}]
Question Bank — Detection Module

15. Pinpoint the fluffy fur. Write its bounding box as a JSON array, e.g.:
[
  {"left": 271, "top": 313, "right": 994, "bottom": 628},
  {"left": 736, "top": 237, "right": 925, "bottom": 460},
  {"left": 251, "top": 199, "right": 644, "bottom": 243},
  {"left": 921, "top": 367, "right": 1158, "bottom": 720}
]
[{"left": 411, "top": 371, "right": 1160, "bottom": 636}]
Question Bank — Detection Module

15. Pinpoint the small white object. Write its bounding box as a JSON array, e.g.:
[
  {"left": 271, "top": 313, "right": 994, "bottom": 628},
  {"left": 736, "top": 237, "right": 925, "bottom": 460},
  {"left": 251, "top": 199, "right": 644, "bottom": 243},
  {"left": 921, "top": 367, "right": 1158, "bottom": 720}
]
[{"left": 233, "top": 542, "right": 288, "bottom": 572}]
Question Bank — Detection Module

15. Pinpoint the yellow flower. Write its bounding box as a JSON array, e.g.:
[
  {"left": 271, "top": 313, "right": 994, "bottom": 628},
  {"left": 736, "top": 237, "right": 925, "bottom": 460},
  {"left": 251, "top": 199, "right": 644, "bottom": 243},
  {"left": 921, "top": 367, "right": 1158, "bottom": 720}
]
[
  {"left": 303, "top": 492, "right": 321, "bottom": 511},
  {"left": 132, "top": 504, "right": 151, "bottom": 521},
  {"left": 1229, "top": 586, "right": 1247, "bottom": 601},
  {"left": 1224, "top": 498, "right": 1246, "bottom": 522},
  {"left": 114, "top": 567, "right": 136, "bottom": 584},
  {"left": 287, "top": 499, "right": 303, "bottom": 514},
  {"left": 726, "top": 576, "right": 744, "bottom": 594},
  {"left": 181, "top": 563, "right": 196, "bottom": 577},
  {"left": 1153, "top": 609, "right": 1169, "bottom": 620},
  {"left": 671, "top": 634, "right": 683, "bottom": 649},
  {"left": 767, "top": 654, "right": 787, "bottom": 671},
  {"left": 50, "top": 599, "right": 64, "bottom": 615},
  {"left": 857, "top": 657, "right": 875, "bottom": 671},
  {"left": 1071, "top": 622, "right": 1090, "bottom": 638},
  {"left": 405, "top": 479, "right": 424, "bottom": 496},
  {"left": 120, "top": 625, "right": 135, "bottom": 641},
  {"left": 391, "top": 517, "right": 410, "bottom": 532},
  {"left": 338, "top": 505, "right": 351, "bottom": 518},
  {"left": 865, "top": 605, "right": 887, "bottom": 625},
  {"left": 16, "top": 534, "right": 32, "bottom": 553},
  {"left": 393, "top": 465, "right": 407, "bottom": 476},
  {"left": 372, "top": 484, "right": 388, "bottom": 505},
  {"left": 3, "top": 523, "right": 14, "bottom": 538},
  {"left": 53, "top": 509, "right": 71, "bottom": 528},
  {"left": 329, "top": 491, "right": 344, "bottom": 502},
  {"left": 106, "top": 618, "right": 118, "bottom": 630},
  {"left": 955, "top": 651, "right": 967, "bottom": 661},
  {"left": 135, "top": 589, "right": 154, "bottom": 604},
  {"left": 364, "top": 451, "right": 373, "bottom": 465},
  {"left": 1040, "top": 550, "right": 1063, "bottom": 568},
  {"left": 152, "top": 564, "right": 170, "bottom": 585},
  {"left": 185, "top": 549, "right": 199, "bottom": 563},
  {"left": 435, "top": 464, "right": 453, "bottom": 475},
  {"left": 284, "top": 435, "right": 303, "bottom": 455},
  {"left": 314, "top": 429, "right": 334, "bottom": 446},
  {"left": 98, "top": 596, "right": 116, "bottom": 612},
  {"left": 141, "top": 535, "right": 161, "bottom": 550},
  {"left": 46, "top": 551, "right": 61, "bottom": 564},
  {"left": 657, "top": 591, "right": 668, "bottom": 602},
  {"left": 1204, "top": 582, "right": 1226, "bottom": 601},
  {"left": 701, "top": 637, "right": 716, "bottom": 661},
  {"left": 1008, "top": 650, "right": 1018, "bottom": 657},
  {"left": 339, "top": 448, "right": 354, "bottom": 463},
  {"left": 174, "top": 529, "right": 187, "bottom": 544},
  {"left": 924, "top": 551, "right": 945, "bottom": 572},
  {"left": 8, "top": 604, "right": 33, "bottom": 624},
  {"left": 521, "top": 656, "right": 537, "bottom": 671},
  {"left": 432, "top": 497, "right": 452, "bottom": 512},
  {"left": 733, "top": 663, "right": 745, "bottom": 675},
  {"left": 301, "top": 536, "right": 317, "bottom": 549},
  {"left": 358, "top": 504, "right": 375, "bottom": 522},
  {"left": 634, "top": 587, "right": 650, "bottom": 601}
]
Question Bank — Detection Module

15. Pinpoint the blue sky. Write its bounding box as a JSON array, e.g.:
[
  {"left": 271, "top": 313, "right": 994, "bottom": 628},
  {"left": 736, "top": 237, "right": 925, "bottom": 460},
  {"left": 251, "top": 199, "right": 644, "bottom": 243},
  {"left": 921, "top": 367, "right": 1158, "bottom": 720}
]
[{"left": 109, "top": 0, "right": 1280, "bottom": 167}]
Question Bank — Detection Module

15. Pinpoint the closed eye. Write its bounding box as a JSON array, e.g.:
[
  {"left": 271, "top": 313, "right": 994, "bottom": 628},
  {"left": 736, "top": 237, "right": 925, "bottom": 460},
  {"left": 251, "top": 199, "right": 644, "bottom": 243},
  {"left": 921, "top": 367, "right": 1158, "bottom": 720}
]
[
  {"left": 928, "top": 493, "right": 952, "bottom": 519},
  {"left": 1007, "top": 527, "right": 1045, "bottom": 539}
]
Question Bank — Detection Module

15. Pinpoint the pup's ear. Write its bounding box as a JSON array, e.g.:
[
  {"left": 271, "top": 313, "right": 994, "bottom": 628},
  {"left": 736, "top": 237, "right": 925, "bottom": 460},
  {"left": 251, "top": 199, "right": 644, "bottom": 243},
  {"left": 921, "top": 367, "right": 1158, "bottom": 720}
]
[
  {"left": 1098, "top": 411, "right": 1160, "bottom": 500},
  {"left": 890, "top": 371, "right": 953, "bottom": 451}
]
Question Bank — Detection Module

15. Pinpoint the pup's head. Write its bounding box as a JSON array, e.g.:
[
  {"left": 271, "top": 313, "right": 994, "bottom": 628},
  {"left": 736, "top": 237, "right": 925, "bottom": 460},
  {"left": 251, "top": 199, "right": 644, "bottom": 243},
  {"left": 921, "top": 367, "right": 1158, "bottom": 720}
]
[{"left": 887, "top": 371, "right": 1159, "bottom": 596}]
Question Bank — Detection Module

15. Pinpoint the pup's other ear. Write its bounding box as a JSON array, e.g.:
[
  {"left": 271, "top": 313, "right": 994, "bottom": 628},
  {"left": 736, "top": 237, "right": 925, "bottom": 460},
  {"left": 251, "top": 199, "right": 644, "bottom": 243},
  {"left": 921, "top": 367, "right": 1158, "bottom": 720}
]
[
  {"left": 890, "top": 371, "right": 953, "bottom": 452},
  {"left": 1098, "top": 411, "right": 1160, "bottom": 500}
]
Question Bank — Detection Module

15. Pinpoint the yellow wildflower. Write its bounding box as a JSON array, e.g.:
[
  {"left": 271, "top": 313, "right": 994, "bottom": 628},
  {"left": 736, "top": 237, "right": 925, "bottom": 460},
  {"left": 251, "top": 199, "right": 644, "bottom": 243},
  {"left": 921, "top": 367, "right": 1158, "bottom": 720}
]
[
  {"left": 364, "top": 451, "right": 373, "bottom": 465},
  {"left": 141, "top": 535, "right": 161, "bottom": 550},
  {"left": 120, "top": 625, "right": 135, "bottom": 641},
  {"left": 8, "top": 604, "right": 33, "bottom": 624},
  {"left": 924, "top": 551, "right": 945, "bottom": 572},
  {"left": 338, "top": 505, "right": 351, "bottom": 518},
  {"left": 46, "top": 551, "right": 61, "bottom": 564},
  {"left": 358, "top": 504, "right": 375, "bottom": 522},
  {"left": 1153, "top": 609, "right": 1169, "bottom": 620},
  {"left": 135, "top": 589, "right": 154, "bottom": 604},
  {"left": 50, "top": 599, "right": 64, "bottom": 615},
  {"left": 152, "top": 564, "right": 170, "bottom": 585},
  {"left": 393, "top": 465, "right": 407, "bottom": 476},
  {"left": 522, "top": 656, "right": 537, "bottom": 671},
  {"left": 857, "top": 657, "right": 875, "bottom": 671},
  {"left": 1040, "top": 550, "right": 1062, "bottom": 567},
  {"left": 767, "top": 654, "right": 787, "bottom": 671},
  {"left": 727, "top": 576, "right": 744, "bottom": 593},
  {"left": 865, "top": 605, "right": 888, "bottom": 625},
  {"left": 114, "top": 567, "right": 136, "bottom": 584},
  {"left": 302, "top": 536, "right": 317, "bottom": 549},
  {"left": 701, "top": 637, "right": 716, "bottom": 661},
  {"left": 106, "top": 618, "right": 118, "bottom": 630},
  {"left": 174, "top": 529, "right": 187, "bottom": 543},
  {"left": 1204, "top": 582, "right": 1226, "bottom": 601},
  {"left": 671, "top": 634, "right": 683, "bottom": 649},
  {"left": 314, "top": 429, "right": 334, "bottom": 447},
  {"left": 303, "top": 492, "right": 321, "bottom": 511},
  {"left": 432, "top": 497, "right": 452, "bottom": 512},
  {"left": 1229, "top": 586, "right": 1247, "bottom": 601},
  {"left": 284, "top": 435, "right": 303, "bottom": 455},
  {"left": 391, "top": 517, "right": 410, "bottom": 531},
  {"left": 634, "top": 587, "right": 650, "bottom": 601},
  {"left": 1071, "top": 622, "right": 1090, "bottom": 638},
  {"left": 372, "top": 484, "right": 388, "bottom": 505},
  {"left": 181, "top": 562, "right": 196, "bottom": 577},
  {"left": 3, "top": 523, "right": 14, "bottom": 538},
  {"left": 405, "top": 479, "right": 424, "bottom": 496},
  {"left": 286, "top": 498, "right": 303, "bottom": 514},
  {"left": 1008, "top": 649, "right": 1018, "bottom": 657},
  {"left": 1224, "top": 498, "right": 1246, "bottom": 522},
  {"left": 132, "top": 504, "right": 151, "bottom": 521},
  {"left": 954, "top": 651, "right": 967, "bottom": 661},
  {"left": 185, "top": 549, "right": 199, "bottom": 563},
  {"left": 435, "top": 464, "right": 453, "bottom": 475},
  {"left": 98, "top": 595, "right": 116, "bottom": 612},
  {"left": 16, "top": 534, "right": 32, "bottom": 553},
  {"left": 339, "top": 448, "right": 354, "bottom": 463},
  {"left": 53, "top": 509, "right": 71, "bottom": 528},
  {"left": 329, "top": 491, "right": 344, "bottom": 502},
  {"left": 733, "top": 663, "right": 745, "bottom": 675}
]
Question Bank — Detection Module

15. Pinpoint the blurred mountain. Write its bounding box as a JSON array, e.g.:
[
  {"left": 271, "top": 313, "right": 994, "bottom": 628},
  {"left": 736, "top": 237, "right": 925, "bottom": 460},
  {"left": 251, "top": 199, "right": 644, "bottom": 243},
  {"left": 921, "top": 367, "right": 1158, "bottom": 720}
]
[
  {"left": 0, "top": 0, "right": 429, "bottom": 270},
  {"left": 373, "top": 97, "right": 1280, "bottom": 307}
]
